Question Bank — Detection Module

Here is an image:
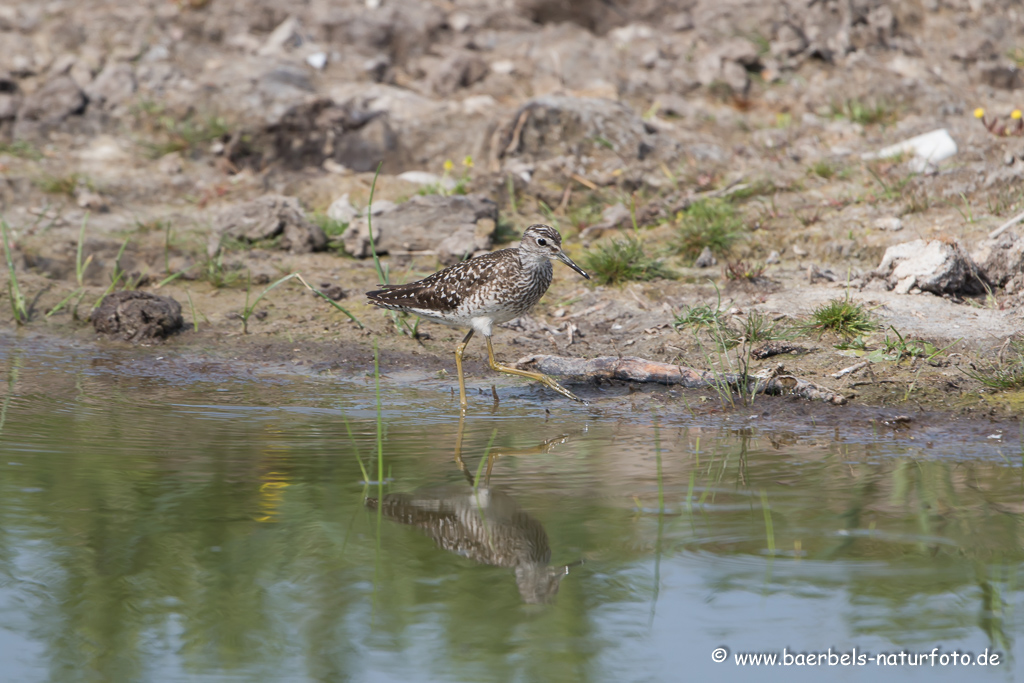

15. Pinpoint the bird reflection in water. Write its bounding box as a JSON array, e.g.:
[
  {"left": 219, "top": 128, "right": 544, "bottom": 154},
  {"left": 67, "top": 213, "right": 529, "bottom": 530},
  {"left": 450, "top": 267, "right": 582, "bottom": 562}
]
[{"left": 366, "top": 417, "right": 581, "bottom": 604}]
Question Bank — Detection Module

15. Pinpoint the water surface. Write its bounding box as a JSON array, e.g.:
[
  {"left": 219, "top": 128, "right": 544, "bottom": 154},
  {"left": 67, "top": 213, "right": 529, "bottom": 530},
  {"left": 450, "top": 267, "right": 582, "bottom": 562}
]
[{"left": 0, "top": 336, "right": 1022, "bottom": 682}]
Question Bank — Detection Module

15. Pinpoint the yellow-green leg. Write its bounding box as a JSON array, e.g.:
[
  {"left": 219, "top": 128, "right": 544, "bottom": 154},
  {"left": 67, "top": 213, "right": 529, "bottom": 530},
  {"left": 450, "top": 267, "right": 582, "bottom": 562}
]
[
  {"left": 454, "top": 329, "right": 475, "bottom": 412},
  {"left": 453, "top": 412, "right": 470, "bottom": 480},
  {"left": 485, "top": 336, "right": 584, "bottom": 403}
]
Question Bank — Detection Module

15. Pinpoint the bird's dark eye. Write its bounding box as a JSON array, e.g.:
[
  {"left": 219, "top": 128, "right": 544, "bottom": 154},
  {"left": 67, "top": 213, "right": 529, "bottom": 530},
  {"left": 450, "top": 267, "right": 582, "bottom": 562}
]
[{"left": 537, "top": 238, "right": 547, "bottom": 246}]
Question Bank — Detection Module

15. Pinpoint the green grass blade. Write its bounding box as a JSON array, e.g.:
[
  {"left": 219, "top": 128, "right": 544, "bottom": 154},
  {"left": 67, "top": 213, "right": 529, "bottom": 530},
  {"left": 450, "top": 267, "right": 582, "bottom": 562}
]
[
  {"left": 367, "top": 162, "right": 387, "bottom": 286},
  {"left": 654, "top": 415, "right": 664, "bottom": 514},
  {"left": 1, "top": 218, "right": 27, "bottom": 323},
  {"left": 374, "top": 340, "right": 385, "bottom": 486},
  {"left": 155, "top": 270, "right": 186, "bottom": 288},
  {"left": 76, "top": 213, "right": 90, "bottom": 287},
  {"left": 45, "top": 287, "right": 83, "bottom": 318},
  {"left": 293, "top": 273, "right": 363, "bottom": 328},
  {"left": 761, "top": 489, "right": 775, "bottom": 555},
  {"left": 91, "top": 271, "right": 125, "bottom": 311},
  {"left": 473, "top": 428, "right": 499, "bottom": 490}
]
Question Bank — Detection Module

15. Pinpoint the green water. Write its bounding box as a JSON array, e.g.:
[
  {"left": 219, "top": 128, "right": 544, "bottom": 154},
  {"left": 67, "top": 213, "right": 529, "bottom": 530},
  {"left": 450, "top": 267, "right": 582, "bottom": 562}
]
[{"left": 1, "top": 338, "right": 1023, "bottom": 682}]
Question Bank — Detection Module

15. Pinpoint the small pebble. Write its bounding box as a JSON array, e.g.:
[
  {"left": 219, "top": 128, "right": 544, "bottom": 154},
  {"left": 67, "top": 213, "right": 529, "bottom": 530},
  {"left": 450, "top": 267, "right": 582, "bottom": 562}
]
[{"left": 694, "top": 246, "right": 717, "bottom": 268}]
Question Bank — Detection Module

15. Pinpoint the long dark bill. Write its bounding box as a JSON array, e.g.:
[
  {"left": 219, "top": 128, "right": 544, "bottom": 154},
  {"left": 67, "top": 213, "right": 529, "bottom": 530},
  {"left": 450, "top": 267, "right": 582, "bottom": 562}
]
[{"left": 557, "top": 252, "right": 590, "bottom": 280}]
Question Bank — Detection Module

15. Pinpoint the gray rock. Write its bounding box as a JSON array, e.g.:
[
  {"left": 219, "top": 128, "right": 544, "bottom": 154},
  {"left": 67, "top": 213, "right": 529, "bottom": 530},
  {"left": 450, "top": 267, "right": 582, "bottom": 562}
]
[
  {"left": 874, "top": 239, "right": 988, "bottom": 296},
  {"left": 259, "top": 96, "right": 395, "bottom": 172},
  {"left": 972, "top": 232, "right": 1024, "bottom": 287},
  {"left": 694, "top": 246, "right": 717, "bottom": 268},
  {"left": 952, "top": 38, "right": 998, "bottom": 64},
  {"left": 91, "top": 290, "right": 183, "bottom": 343},
  {"left": 667, "top": 11, "right": 693, "bottom": 31},
  {"left": 513, "top": 0, "right": 629, "bottom": 34},
  {"left": 581, "top": 203, "right": 631, "bottom": 237},
  {"left": 977, "top": 62, "right": 1022, "bottom": 90},
  {"left": 13, "top": 74, "right": 85, "bottom": 138},
  {"left": 720, "top": 61, "right": 750, "bottom": 96},
  {"left": 76, "top": 190, "right": 108, "bottom": 212},
  {"left": 491, "top": 95, "right": 663, "bottom": 168},
  {"left": 429, "top": 52, "right": 488, "bottom": 96},
  {"left": 213, "top": 195, "right": 326, "bottom": 255},
  {"left": 157, "top": 152, "right": 183, "bottom": 176},
  {"left": 85, "top": 61, "right": 136, "bottom": 109},
  {"left": 343, "top": 193, "right": 498, "bottom": 265},
  {"left": 771, "top": 22, "right": 808, "bottom": 59},
  {"left": 318, "top": 282, "right": 347, "bottom": 301},
  {"left": 283, "top": 218, "right": 328, "bottom": 254},
  {"left": 0, "top": 73, "right": 21, "bottom": 120},
  {"left": 696, "top": 38, "right": 760, "bottom": 95}
]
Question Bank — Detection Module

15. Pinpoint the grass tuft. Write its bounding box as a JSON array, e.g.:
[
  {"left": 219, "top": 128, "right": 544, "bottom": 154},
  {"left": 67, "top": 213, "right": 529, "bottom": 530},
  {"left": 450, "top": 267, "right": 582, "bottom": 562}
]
[
  {"left": 726, "top": 178, "right": 777, "bottom": 202},
  {"left": 804, "top": 297, "right": 876, "bottom": 338},
  {"left": 310, "top": 212, "right": 349, "bottom": 239},
  {"left": 675, "top": 302, "right": 791, "bottom": 350},
  {"left": 810, "top": 160, "right": 836, "bottom": 180},
  {"left": 583, "top": 235, "right": 673, "bottom": 285},
  {"left": 962, "top": 340, "right": 1024, "bottom": 390},
  {"left": 875, "top": 326, "right": 958, "bottom": 362},
  {"left": 46, "top": 214, "right": 93, "bottom": 320},
  {"left": 36, "top": 173, "right": 88, "bottom": 196},
  {"left": 673, "top": 290, "right": 737, "bottom": 350},
  {"left": 672, "top": 199, "right": 744, "bottom": 262},
  {"left": 831, "top": 98, "right": 897, "bottom": 126},
  {"left": 0, "top": 140, "right": 42, "bottom": 160},
  {"left": 724, "top": 260, "right": 767, "bottom": 282},
  {"left": 132, "top": 100, "right": 231, "bottom": 159},
  {"left": 738, "top": 311, "right": 795, "bottom": 344}
]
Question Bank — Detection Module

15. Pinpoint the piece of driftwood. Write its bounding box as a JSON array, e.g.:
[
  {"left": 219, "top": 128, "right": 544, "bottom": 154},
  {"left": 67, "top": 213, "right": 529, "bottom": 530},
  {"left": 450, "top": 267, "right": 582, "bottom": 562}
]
[
  {"left": 515, "top": 355, "right": 848, "bottom": 405},
  {"left": 832, "top": 361, "right": 868, "bottom": 379}
]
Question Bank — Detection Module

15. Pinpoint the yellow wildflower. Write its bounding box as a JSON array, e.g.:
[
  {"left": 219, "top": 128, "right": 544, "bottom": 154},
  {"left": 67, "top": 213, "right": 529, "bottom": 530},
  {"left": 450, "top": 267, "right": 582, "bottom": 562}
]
[
  {"left": 462, "top": 155, "right": 474, "bottom": 168},
  {"left": 974, "top": 107, "right": 986, "bottom": 119},
  {"left": 443, "top": 159, "right": 454, "bottom": 172},
  {"left": 1013, "top": 110, "right": 1022, "bottom": 120}
]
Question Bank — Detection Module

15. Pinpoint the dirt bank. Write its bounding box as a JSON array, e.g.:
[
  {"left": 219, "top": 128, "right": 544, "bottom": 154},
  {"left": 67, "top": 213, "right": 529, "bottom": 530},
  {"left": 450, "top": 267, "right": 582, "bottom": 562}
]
[{"left": 1, "top": 0, "right": 1023, "bottom": 417}]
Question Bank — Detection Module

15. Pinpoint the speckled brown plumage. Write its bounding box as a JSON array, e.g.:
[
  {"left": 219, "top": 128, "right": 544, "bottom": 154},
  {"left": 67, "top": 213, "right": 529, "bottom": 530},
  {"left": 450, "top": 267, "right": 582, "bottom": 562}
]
[
  {"left": 366, "top": 224, "right": 586, "bottom": 337},
  {"left": 365, "top": 224, "right": 590, "bottom": 409},
  {"left": 366, "top": 485, "right": 565, "bottom": 603}
]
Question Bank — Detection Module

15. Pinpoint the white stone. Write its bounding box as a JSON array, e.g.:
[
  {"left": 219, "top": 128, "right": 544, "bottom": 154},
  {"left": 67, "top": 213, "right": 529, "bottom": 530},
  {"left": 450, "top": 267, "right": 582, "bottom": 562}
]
[
  {"left": 305, "top": 52, "right": 328, "bottom": 70},
  {"left": 491, "top": 60, "right": 515, "bottom": 75},
  {"left": 258, "top": 17, "right": 300, "bottom": 56},
  {"left": 862, "top": 128, "right": 957, "bottom": 165},
  {"left": 397, "top": 171, "right": 457, "bottom": 191},
  {"left": 462, "top": 95, "right": 497, "bottom": 115},
  {"left": 448, "top": 12, "right": 471, "bottom": 32},
  {"left": 327, "top": 194, "right": 357, "bottom": 224},
  {"left": 873, "top": 216, "right": 903, "bottom": 231}
]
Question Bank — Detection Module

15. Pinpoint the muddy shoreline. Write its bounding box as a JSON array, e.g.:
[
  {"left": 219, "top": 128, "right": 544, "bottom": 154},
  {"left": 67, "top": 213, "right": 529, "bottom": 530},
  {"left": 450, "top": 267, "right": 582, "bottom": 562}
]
[{"left": 4, "top": 326, "right": 1021, "bottom": 455}]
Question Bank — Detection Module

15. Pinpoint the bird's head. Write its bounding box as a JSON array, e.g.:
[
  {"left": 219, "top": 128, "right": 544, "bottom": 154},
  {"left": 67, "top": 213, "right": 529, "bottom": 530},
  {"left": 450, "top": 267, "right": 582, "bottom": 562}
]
[{"left": 519, "top": 224, "right": 590, "bottom": 279}]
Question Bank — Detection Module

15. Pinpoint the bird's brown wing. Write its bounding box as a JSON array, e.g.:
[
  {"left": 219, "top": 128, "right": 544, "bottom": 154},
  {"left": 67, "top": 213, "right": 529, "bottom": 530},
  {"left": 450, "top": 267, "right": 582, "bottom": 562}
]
[{"left": 365, "top": 250, "right": 515, "bottom": 312}]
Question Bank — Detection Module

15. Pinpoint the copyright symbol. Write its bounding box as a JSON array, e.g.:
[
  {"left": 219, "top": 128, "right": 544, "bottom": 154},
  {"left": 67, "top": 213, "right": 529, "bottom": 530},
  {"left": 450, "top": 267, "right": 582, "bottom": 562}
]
[{"left": 712, "top": 647, "right": 728, "bottom": 663}]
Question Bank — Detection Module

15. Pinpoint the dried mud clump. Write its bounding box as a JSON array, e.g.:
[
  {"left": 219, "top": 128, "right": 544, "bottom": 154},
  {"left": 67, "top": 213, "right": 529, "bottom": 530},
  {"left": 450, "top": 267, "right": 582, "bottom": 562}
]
[{"left": 91, "top": 291, "right": 184, "bottom": 343}]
